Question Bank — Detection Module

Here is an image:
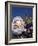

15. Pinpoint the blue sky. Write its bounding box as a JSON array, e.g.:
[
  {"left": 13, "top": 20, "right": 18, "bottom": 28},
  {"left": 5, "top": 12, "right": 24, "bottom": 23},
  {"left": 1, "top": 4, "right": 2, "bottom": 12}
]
[{"left": 11, "top": 6, "right": 32, "bottom": 17}]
